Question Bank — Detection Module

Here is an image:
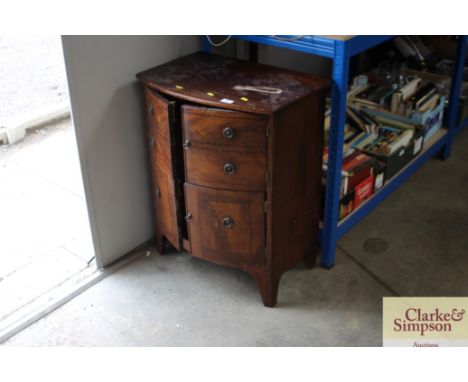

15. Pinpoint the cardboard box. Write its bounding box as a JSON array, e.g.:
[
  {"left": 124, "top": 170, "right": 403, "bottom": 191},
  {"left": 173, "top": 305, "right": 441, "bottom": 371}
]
[
  {"left": 354, "top": 174, "right": 374, "bottom": 208},
  {"left": 363, "top": 96, "right": 445, "bottom": 141}
]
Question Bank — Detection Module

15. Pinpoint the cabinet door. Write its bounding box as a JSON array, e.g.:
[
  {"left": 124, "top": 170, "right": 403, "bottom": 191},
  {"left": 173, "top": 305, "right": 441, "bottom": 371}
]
[
  {"left": 184, "top": 183, "right": 266, "bottom": 266},
  {"left": 145, "top": 88, "right": 182, "bottom": 250}
]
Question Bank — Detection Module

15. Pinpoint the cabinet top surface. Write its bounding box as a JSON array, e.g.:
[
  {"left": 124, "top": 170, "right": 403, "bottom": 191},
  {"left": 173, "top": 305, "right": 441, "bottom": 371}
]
[{"left": 136, "top": 52, "right": 330, "bottom": 114}]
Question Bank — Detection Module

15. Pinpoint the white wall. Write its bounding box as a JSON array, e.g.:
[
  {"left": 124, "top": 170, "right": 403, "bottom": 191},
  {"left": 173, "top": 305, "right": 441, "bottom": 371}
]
[{"left": 62, "top": 36, "right": 201, "bottom": 267}]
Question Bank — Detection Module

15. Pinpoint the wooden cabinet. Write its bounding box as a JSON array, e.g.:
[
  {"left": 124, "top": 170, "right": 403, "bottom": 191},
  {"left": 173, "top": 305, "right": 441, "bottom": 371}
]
[{"left": 137, "top": 52, "right": 329, "bottom": 307}]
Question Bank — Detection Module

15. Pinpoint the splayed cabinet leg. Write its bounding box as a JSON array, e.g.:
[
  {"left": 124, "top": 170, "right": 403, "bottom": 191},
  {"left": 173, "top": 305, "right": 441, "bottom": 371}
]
[
  {"left": 247, "top": 267, "right": 282, "bottom": 307},
  {"left": 155, "top": 234, "right": 166, "bottom": 255}
]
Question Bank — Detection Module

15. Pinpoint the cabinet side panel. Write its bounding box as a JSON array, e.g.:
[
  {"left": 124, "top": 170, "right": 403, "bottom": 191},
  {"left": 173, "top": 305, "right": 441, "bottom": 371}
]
[{"left": 269, "top": 93, "right": 325, "bottom": 273}]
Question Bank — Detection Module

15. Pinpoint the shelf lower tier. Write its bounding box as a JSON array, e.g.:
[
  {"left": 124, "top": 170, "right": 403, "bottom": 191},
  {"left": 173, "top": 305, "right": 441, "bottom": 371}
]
[
  {"left": 318, "top": 128, "right": 448, "bottom": 242},
  {"left": 459, "top": 117, "right": 468, "bottom": 131}
]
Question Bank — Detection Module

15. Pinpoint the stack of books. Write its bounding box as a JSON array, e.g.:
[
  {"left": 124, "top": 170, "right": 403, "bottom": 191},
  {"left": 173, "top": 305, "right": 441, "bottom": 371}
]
[
  {"left": 323, "top": 108, "right": 386, "bottom": 220},
  {"left": 349, "top": 76, "right": 440, "bottom": 118},
  {"left": 322, "top": 149, "right": 385, "bottom": 221},
  {"left": 321, "top": 62, "right": 445, "bottom": 221},
  {"left": 322, "top": 104, "right": 423, "bottom": 221}
]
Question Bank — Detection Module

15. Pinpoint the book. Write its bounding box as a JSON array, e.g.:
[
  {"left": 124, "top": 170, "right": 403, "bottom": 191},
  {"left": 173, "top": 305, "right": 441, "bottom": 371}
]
[
  {"left": 347, "top": 107, "right": 367, "bottom": 132},
  {"left": 418, "top": 93, "right": 440, "bottom": 113},
  {"left": 339, "top": 190, "right": 355, "bottom": 220},
  {"left": 348, "top": 84, "right": 391, "bottom": 111},
  {"left": 321, "top": 175, "right": 349, "bottom": 200},
  {"left": 353, "top": 107, "right": 379, "bottom": 134},
  {"left": 342, "top": 151, "right": 374, "bottom": 176},
  {"left": 390, "top": 91, "right": 403, "bottom": 114},
  {"left": 323, "top": 109, "right": 362, "bottom": 163},
  {"left": 366, "top": 127, "right": 414, "bottom": 156},
  {"left": 323, "top": 127, "right": 359, "bottom": 167},
  {"left": 324, "top": 111, "right": 331, "bottom": 131},
  {"left": 366, "top": 113, "right": 420, "bottom": 131},
  {"left": 388, "top": 77, "right": 422, "bottom": 116},
  {"left": 378, "top": 88, "right": 397, "bottom": 107},
  {"left": 342, "top": 152, "right": 377, "bottom": 193},
  {"left": 406, "top": 83, "right": 437, "bottom": 116},
  {"left": 351, "top": 132, "right": 379, "bottom": 150},
  {"left": 385, "top": 129, "right": 413, "bottom": 155},
  {"left": 411, "top": 83, "right": 437, "bottom": 109},
  {"left": 399, "top": 77, "right": 422, "bottom": 101},
  {"left": 354, "top": 175, "right": 375, "bottom": 208},
  {"left": 322, "top": 150, "right": 377, "bottom": 198}
]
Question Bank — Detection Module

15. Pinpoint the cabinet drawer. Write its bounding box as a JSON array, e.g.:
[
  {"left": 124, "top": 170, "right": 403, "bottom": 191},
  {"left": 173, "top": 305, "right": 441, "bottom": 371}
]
[
  {"left": 184, "top": 184, "right": 266, "bottom": 266},
  {"left": 182, "top": 105, "right": 267, "bottom": 148},
  {"left": 184, "top": 145, "right": 266, "bottom": 192}
]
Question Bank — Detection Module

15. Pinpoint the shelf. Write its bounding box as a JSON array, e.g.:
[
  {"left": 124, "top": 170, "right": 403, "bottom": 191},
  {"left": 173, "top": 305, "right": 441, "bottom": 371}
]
[
  {"left": 221, "top": 35, "right": 467, "bottom": 268},
  {"left": 232, "top": 35, "right": 337, "bottom": 58},
  {"left": 231, "top": 35, "right": 394, "bottom": 59},
  {"left": 327, "top": 128, "right": 448, "bottom": 239},
  {"left": 318, "top": 128, "right": 448, "bottom": 240}
]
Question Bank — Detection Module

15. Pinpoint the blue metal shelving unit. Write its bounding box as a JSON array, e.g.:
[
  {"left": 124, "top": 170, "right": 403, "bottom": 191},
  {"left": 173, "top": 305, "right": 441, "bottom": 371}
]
[{"left": 203, "top": 35, "right": 468, "bottom": 269}]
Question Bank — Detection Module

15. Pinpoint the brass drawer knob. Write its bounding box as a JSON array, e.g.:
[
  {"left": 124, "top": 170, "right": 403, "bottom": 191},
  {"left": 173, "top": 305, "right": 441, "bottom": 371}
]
[
  {"left": 223, "top": 217, "right": 233, "bottom": 228},
  {"left": 224, "top": 163, "right": 235, "bottom": 175},
  {"left": 222, "top": 127, "right": 234, "bottom": 139}
]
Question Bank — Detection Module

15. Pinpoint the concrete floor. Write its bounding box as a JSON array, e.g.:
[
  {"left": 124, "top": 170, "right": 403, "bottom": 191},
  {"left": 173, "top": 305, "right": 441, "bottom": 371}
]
[
  {"left": 3, "top": 128, "right": 468, "bottom": 346},
  {"left": 0, "top": 36, "right": 68, "bottom": 125},
  {"left": 0, "top": 35, "right": 95, "bottom": 327},
  {"left": 0, "top": 120, "right": 95, "bottom": 325}
]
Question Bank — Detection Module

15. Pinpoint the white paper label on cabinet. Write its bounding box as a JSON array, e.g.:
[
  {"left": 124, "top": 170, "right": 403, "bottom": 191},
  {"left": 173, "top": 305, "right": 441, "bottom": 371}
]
[{"left": 220, "top": 98, "right": 234, "bottom": 104}]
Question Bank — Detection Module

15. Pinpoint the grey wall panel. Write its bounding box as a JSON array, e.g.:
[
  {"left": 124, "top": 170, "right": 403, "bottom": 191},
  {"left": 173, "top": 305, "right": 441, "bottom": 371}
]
[
  {"left": 62, "top": 36, "right": 200, "bottom": 267},
  {"left": 259, "top": 45, "right": 331, "bottom": 77},
  {"left": 232, "top": 39, "right": 331, "bottom": 76}
]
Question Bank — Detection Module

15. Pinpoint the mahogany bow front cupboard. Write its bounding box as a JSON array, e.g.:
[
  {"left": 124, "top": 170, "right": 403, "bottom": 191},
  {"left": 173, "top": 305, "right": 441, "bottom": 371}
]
[{"left": 136, "top": 52, "right": 329, "bottom": 306}]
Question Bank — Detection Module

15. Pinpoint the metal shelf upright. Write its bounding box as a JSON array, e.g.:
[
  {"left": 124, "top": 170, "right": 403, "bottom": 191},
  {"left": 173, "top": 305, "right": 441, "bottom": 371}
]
[{"left": 203, "top": 35, "right": 468, "bottom": 269}]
